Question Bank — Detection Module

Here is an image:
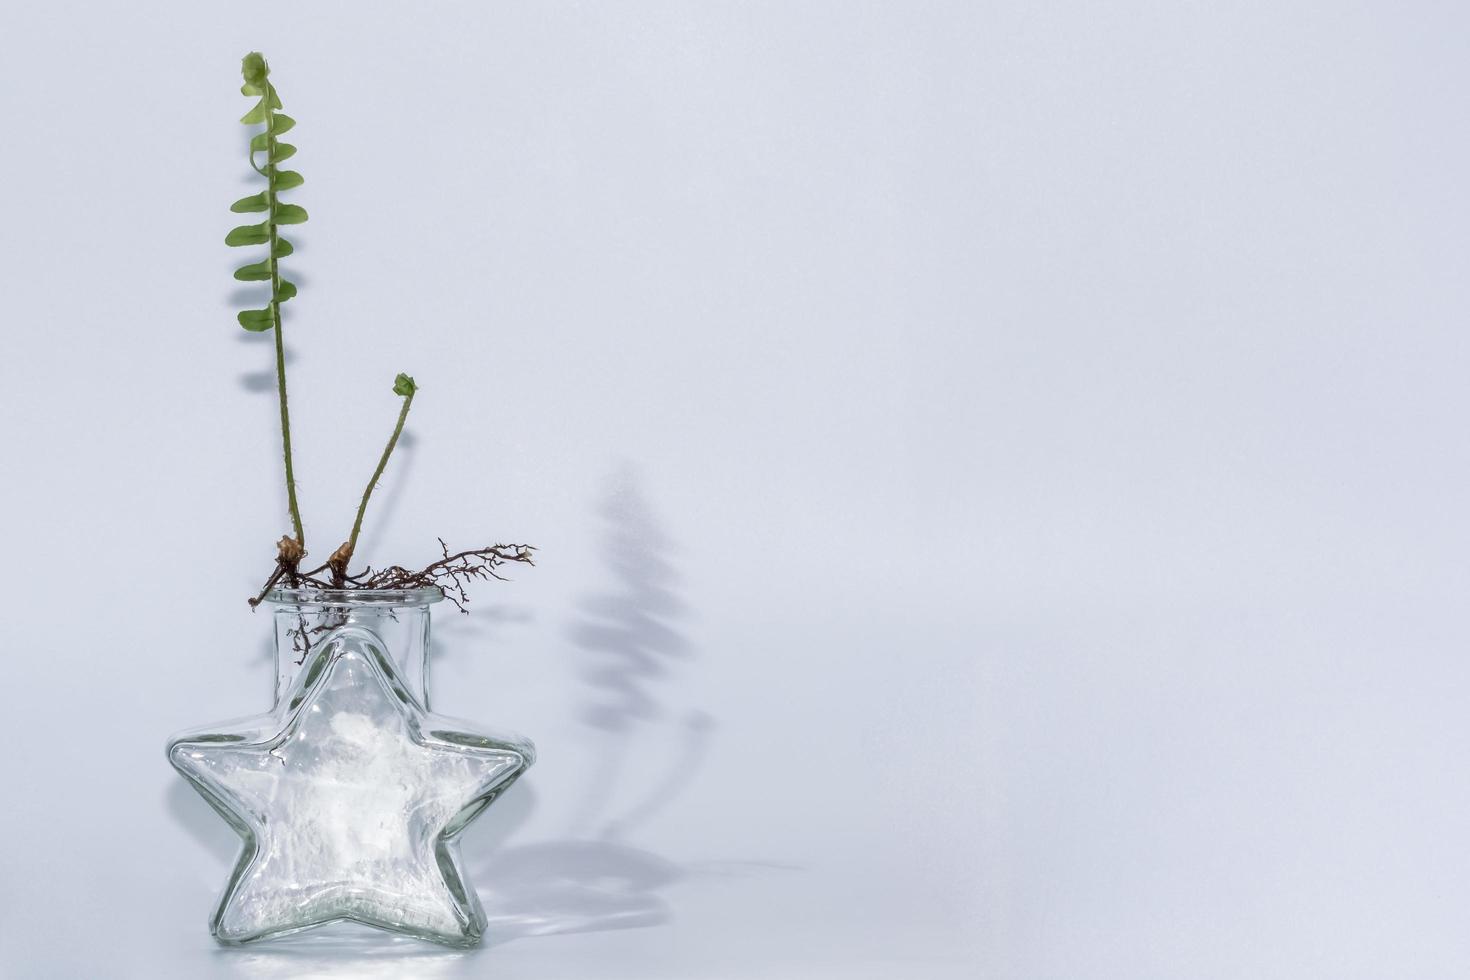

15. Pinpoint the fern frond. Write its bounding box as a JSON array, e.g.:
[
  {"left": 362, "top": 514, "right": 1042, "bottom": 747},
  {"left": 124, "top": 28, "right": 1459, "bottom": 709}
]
[
  {"left": 230, "top": 51, "right": 308, "bottom": 548},
  {"left": 227, "top": 53, "right": 308, "bottom": 317}
]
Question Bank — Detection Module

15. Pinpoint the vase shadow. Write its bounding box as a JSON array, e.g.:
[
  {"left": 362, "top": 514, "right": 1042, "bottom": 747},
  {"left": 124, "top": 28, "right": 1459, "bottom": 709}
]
[
  {"left": 474, "top": 839, "right": 683, "bottom": 945},
  {"left": 456, "top": 764, "right": 686, "bottom": 946}
]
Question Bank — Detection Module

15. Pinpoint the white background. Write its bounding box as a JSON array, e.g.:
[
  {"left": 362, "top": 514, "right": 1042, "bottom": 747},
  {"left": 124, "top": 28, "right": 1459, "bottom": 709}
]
[{"left": 2, "top": 2, "right": 1466, "bottom": 977}]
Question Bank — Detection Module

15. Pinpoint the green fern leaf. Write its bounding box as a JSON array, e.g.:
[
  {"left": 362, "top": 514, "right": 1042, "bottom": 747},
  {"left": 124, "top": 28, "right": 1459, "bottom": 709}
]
[
  {"left": 273, "top": 204, "right": 308, "bottom": 224},
  {"left": 242, "top": 52, "right": 269, "bottom": 88},
  {"left": 225, "top": 223, "right": 269, "bottom": 246},
  {"left": 230, "top": 192, "right": 269, "bottom": 213},
  {"left": 234, "top": 260, "right": 272, "bottom": 281},
  {"left": 238, "top": 308, "right": 275, "bottom": 331}
]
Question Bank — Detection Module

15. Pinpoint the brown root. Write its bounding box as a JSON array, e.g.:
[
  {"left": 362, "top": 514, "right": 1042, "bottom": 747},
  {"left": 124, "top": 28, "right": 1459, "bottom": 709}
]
[{"left": 249, "top": 537, "right": 535, "bottom": 615}]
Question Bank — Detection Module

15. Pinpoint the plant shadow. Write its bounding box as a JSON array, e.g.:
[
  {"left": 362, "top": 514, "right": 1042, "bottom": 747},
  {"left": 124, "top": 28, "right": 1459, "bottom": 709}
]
[
  {"left": 235, "top": 329, "right": 298, "bottom": 394},
  {"left": 460, "top": 465, "right": 729, "bottom": 944}
]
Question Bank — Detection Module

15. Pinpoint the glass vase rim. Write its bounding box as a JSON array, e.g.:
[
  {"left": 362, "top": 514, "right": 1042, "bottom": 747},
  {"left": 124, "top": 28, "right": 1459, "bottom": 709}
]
[{"left": 263, "top": 586, "right": 445, "bottom": 608}]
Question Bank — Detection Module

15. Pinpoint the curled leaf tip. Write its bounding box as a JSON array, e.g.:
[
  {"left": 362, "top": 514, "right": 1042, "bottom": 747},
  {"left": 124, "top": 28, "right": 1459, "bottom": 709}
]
[
  {"left": 241, "top": 52, "right": 270, "bottom": 87},
  {"left": 393, "top": 373, "right": 418, "bottom": 397}
]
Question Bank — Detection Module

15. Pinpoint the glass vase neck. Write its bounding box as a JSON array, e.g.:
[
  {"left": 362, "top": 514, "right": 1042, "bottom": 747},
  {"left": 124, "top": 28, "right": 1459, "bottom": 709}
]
[{"left": 262, "top": 588, "right": 443, "bottom": 709}]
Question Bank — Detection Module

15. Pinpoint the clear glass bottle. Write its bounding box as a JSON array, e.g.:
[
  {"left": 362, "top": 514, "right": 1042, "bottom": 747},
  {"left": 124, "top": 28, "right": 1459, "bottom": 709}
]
[{"left": 168, "top": 587, "right": 534, "bottom": 947}]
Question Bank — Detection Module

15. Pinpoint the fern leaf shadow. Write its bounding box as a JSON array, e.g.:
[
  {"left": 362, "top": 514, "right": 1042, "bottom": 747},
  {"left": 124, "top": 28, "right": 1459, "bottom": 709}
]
[{"left": 235, "top": 328, "right": 298, "bottom": 393}]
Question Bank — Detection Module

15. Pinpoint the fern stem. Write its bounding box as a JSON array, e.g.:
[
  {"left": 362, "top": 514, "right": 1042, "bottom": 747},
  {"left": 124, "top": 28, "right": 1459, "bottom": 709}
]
[
  {"left": 344, "top": 389, "right": 415, "bottom": 563},
  {"left": 263, "top": 82, "right": 305, "bottom": 548}
]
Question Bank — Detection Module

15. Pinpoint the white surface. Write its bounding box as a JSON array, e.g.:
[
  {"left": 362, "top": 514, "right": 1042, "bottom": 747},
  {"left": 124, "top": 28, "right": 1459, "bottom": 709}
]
[{"left": 1, "top": 2, "right": 1467, "bottom": 977}]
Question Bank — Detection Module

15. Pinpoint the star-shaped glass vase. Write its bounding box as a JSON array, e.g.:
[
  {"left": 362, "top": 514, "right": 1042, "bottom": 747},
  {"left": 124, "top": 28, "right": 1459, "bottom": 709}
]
[{"left": 168, "top": 587, "right": 533, "bottom": 947}]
